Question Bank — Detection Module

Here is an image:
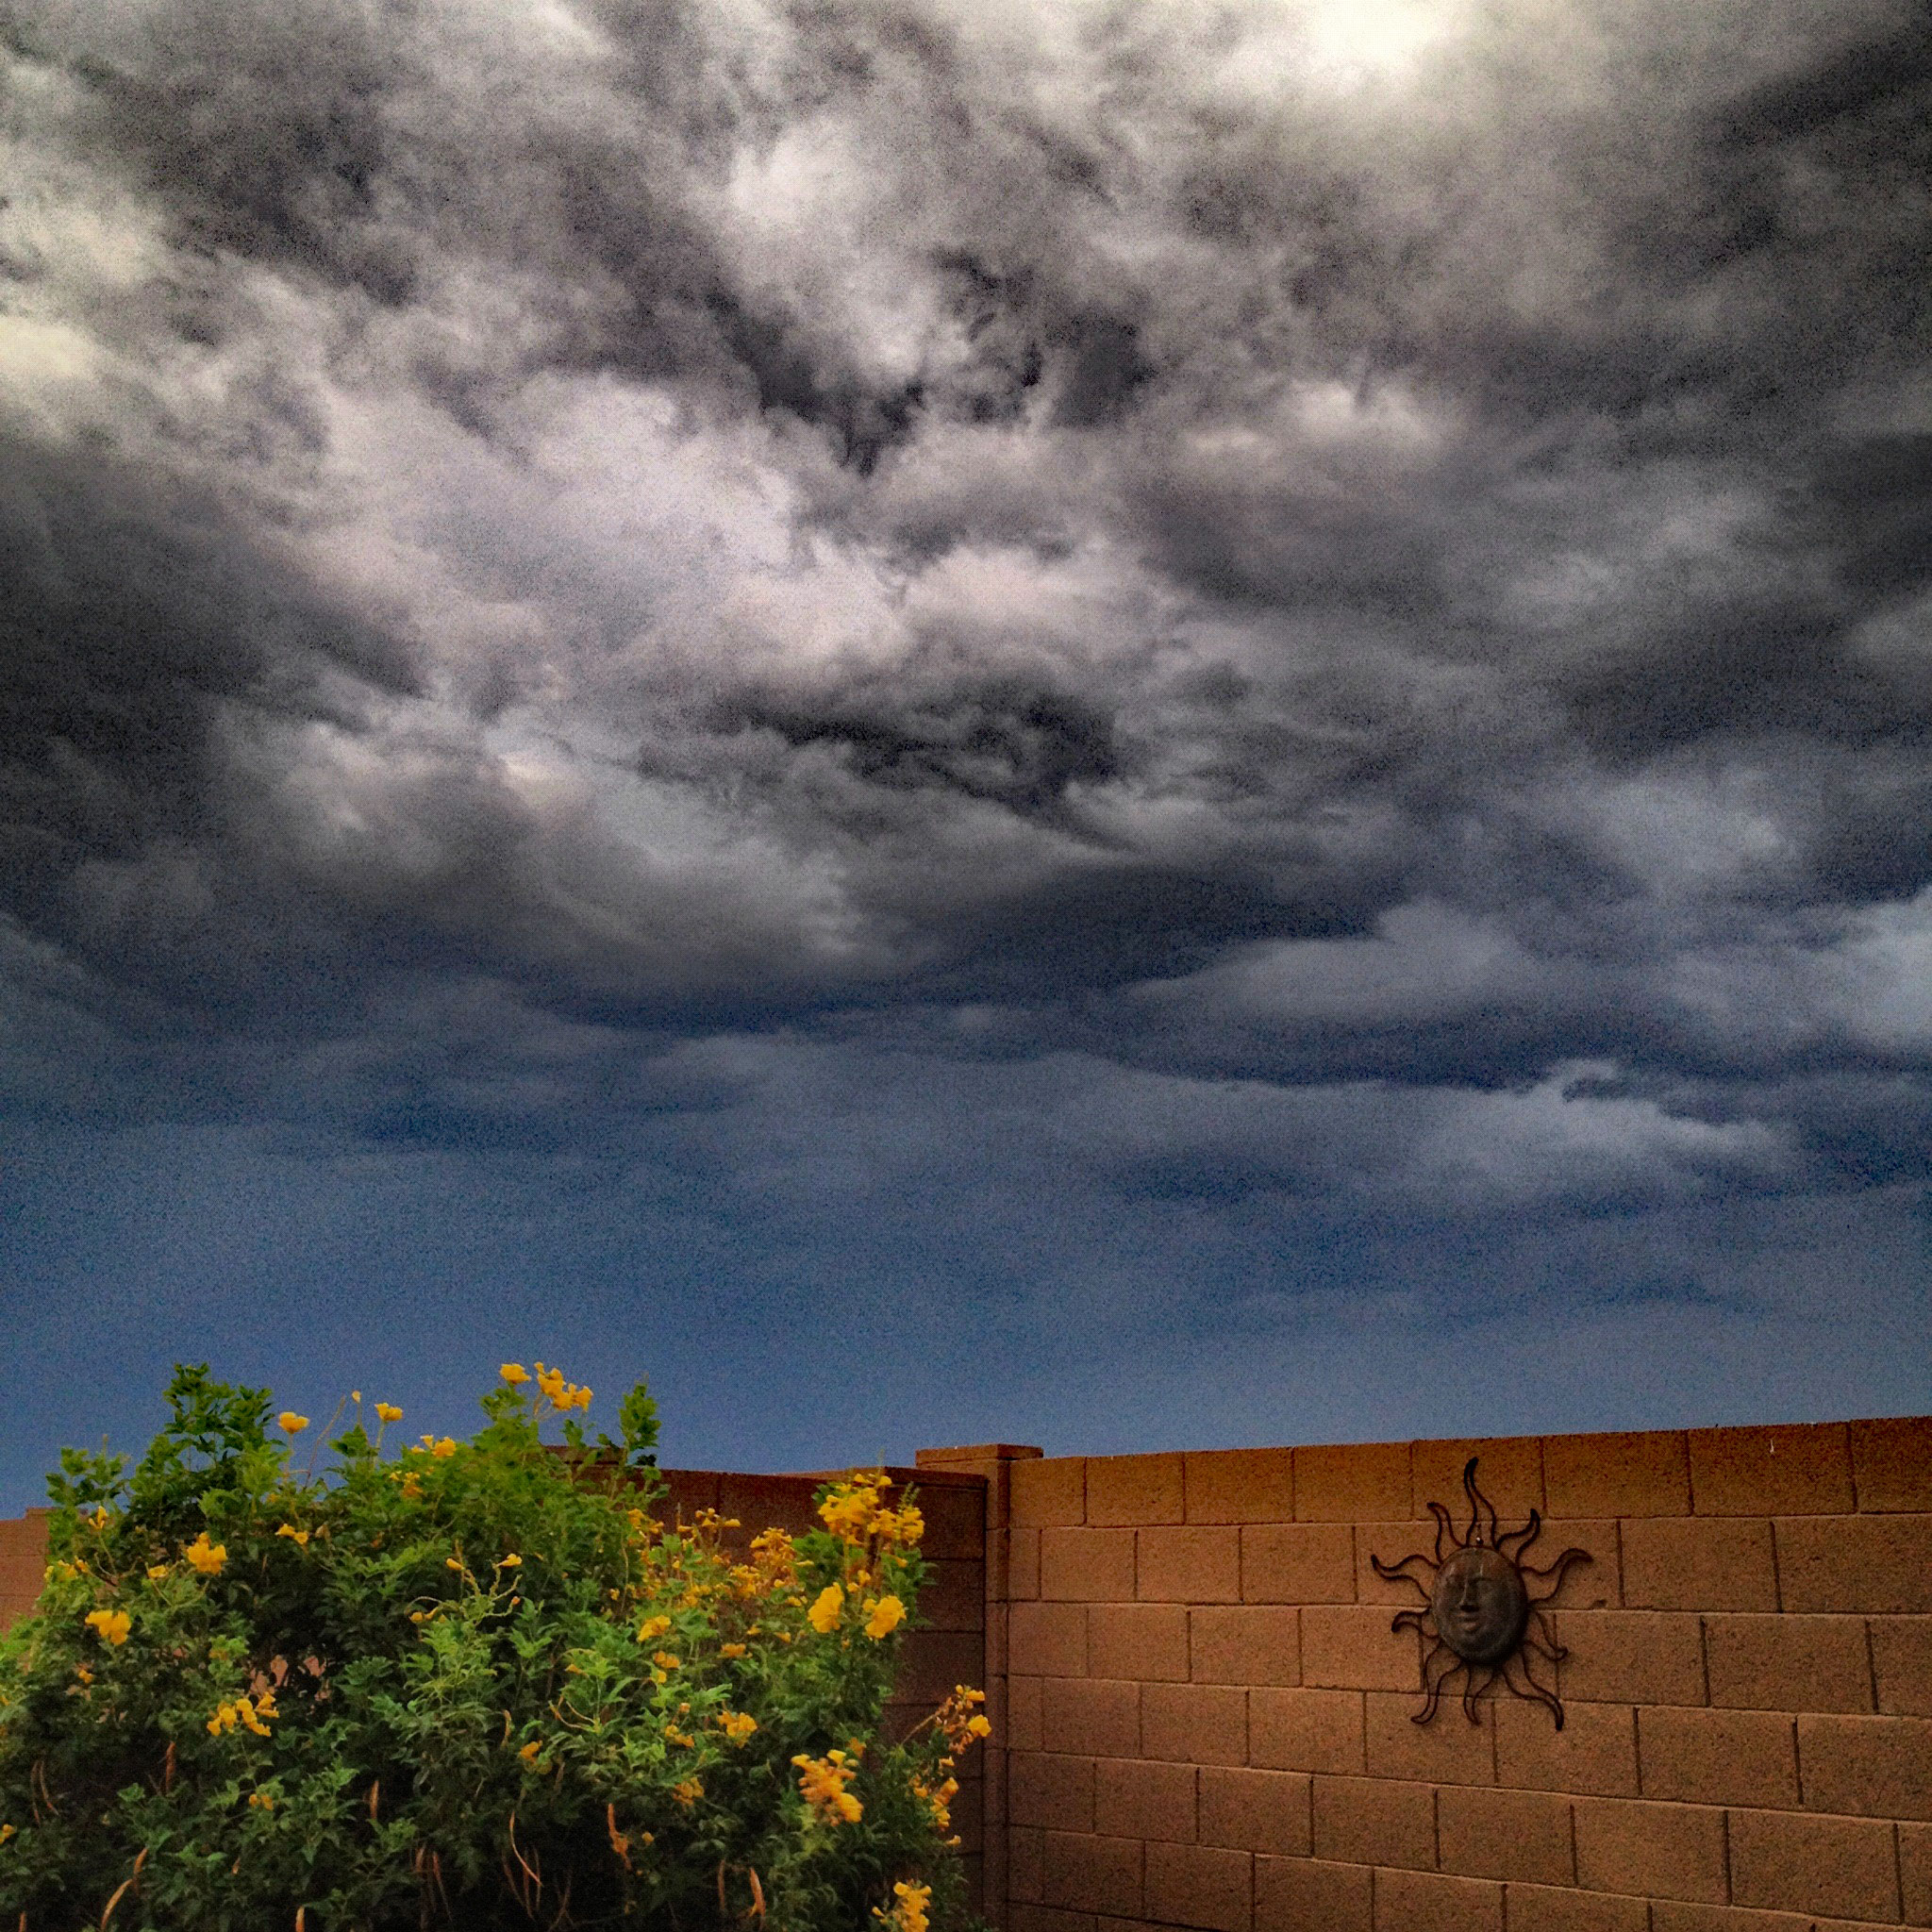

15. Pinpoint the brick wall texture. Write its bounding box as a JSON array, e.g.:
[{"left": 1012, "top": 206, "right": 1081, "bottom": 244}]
[{"left": 951, "top": 1418, "right": 1932, "bottom": 1932}]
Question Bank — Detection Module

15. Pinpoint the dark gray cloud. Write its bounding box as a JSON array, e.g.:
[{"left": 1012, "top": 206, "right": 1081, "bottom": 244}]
[{"left": 0, "top": 0, "right": 1927, "bottom": 1462}]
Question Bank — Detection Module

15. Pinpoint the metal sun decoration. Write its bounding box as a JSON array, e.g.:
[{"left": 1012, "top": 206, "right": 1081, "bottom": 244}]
[{"left": 1370, "top": 1457, "right": 1592, "bottom": 1730}]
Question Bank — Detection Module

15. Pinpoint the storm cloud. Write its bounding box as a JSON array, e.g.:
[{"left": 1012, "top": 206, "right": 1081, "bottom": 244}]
[{"left": 1, "top": 0, "right": 1927, "bottom": 1485}]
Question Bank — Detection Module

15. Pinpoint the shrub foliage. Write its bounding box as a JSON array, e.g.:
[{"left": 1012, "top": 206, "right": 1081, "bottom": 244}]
[{"left": 0, "top": 1364, "right": 982, "bottom": 1930}]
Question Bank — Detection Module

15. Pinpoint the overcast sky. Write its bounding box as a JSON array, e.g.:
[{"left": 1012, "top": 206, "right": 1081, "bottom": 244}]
[{"left": 2, "top": 0, "right": 1928, "bottom": 1506}]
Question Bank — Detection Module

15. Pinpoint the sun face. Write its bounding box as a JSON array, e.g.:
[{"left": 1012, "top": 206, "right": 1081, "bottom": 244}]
[{"left": 1371, "top": 1457, "right": 1591, "bottom": 1729}]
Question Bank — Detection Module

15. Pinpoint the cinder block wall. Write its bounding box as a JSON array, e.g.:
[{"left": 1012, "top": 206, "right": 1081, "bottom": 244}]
[{"left": 947, "top": 1419, "right": 1931, "bottom": 1932}]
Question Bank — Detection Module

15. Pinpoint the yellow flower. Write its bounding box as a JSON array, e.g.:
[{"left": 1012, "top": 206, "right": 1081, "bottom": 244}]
[
  {"left": 874, "top": 1880, "right": 932, "bottom": 1932},
  {"left": 275, "top": 1524, "right": 310, "bottom": 1548},
  {"left": 375, "top": 1402, "right": 404, "bottom": 1424},
  {"left": 671, "top": 1777, "right": 703, "bottom": 1808},
  {"left": 637, "top": 1615, "right": 672, "bottom": 1642},
  {"left": 862, "top": 1594, "right": 906, "bottom": 1641},
  {"left": 967, "top": 1713, "right": 991, "bottom": 1739},
  {"left": 84, "top": 1607, "right": 131, "bottom": 1646},
  {"left": 718, "top": 1709, "right": 758, "bottom": 1745},
  {"left": 818, "top": 1487, "right": 875, "bottom": 1541},
  {"left": 248, "top": 1790, "right": 275, "bottom": 1810},
  {"left": 808, "top": 1584, "right": 845, "bottom": 1634},
  {"left": 652, "top": 1651, "right": 681, "bottom": 1672},
  {"left": 277, "top": 1412, "right": 308, "bottom": 1436},
  {"left": 719, "top": 1641, "right": 747, "bottom": 1659},
  {"left": 791, "top": 1751, "right": 862, "bottom": 1825},
  {"left": 183, "top": 1533, "right": 226, "bottom": 1576},
  {"left": 429, "top": 1438, "right": 457, "bottom": 1458},
  {"left": 498, "top": 1553, "right": 522, "bottom": 1568},
  {"left": 146, "top": 1563, "right": 171, "bottom": 1581},
  {"left": 75, "top": 1664, "right": 93, "bottom": 1684},
  {"left": 500, "top": 1364, "right": 531, "bottom": 1387},
  {"left": 519, "top": 1740, "right": 541, "bottom": 1766}
]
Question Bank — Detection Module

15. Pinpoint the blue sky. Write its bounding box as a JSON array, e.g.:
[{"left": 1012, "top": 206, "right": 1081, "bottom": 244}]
[{"left": 2, "top": 0, "right": 1928, "bottom": 1509}]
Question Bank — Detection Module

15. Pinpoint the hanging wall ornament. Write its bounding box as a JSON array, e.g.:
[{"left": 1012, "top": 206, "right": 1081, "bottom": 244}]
[{"left": 1370, "top": 1457, "right": 1591, "bottom": 1729}]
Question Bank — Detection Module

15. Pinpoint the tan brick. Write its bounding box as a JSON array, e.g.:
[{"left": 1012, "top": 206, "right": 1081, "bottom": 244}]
[
  {"left": 1144, "top": 1840, "right": 1253, "bottom": 1932},
  {"left": 1690, "top": 1424, "right": 1855, "bottom": 1517},
  {"left": 1014, "top": 1602, "right": 1089, "bottom": 1676},
  {"left": 1875, "top": 1617, "right": 1932, "bottom": 1716},
  {"left": 1188, "top": 1448, "right": 1295, "bottom": 1524},
  {"left": 1544, "top": 1429, "right": 1692, "bottom": 1519},
  {"left": 1294, "top": 1441, "right": 1411, "bottom": 1523},
  {"left": 1373, "top": 1867, "right": 1505, "bottom": 1932},
  {"left": 920, "top": 1557, "right": 987, "bottom": 1631},
  {"left": 1191, "top": 1607, "right": 1301, "bottom": 1687},
  {"left": 1254, "top": 1855, "right": 1372, "bottom": 1932},
  {"left": 1798, "top": 1711, "right": 1932, "bottom": 1819},
  {"left": 1496, "top": 1697, "right": 1639, "bottom": 1797},
  {"left": 1011, "top": 1905, "right": 1095, "bottom": 1932},
  {"left": 1141, "top": 1525, "right": 1241, "bottom": 1604},
  {"left": 1706, "top": 1613, "right": 1873, "bottom": 1712},
  {"left": 1300, "top": 1606, "right": 1424, "bottom": 1690},
  {"left": 1639, "top": 1707, "right": 1798, "bottom": 1807},
  {"left": 1437, "top": 1784, "right": 1573, "bottom": 1887},
  {"left": 1143, "top": 1683, "right": 1248, "bottom": 1766},
  {"left": 1088, "top": 1454, "right": 1186, "bottom": 1527},
  {"left": 1778, "top": 1514, "right": 1932, "bottom": 1614},
  {"left": 1250, "top": 1687, "right": 1365, "bottom": 1774},
  {"left": 1095, "top": 1756, "right": 1197, "bottom": 1843},
  {"left": 1553, "top": 1608, "right": 1706, "bottom": 1705},
  {"left": 1043, "top": 1677, "right": 1141, "bottom": 1758},
  {"left": 1501, "top": 1881, "right": 1649, "bottom": 1931},
  {"left": 1412, "top": 1438, "right": 1546, "bottom": 1525},
  {"left": 1042, "top": 1528, "right": 1137, "bottom": 1602},
  {"left": 1902, "top": 1818, "right": 1932, "bottom": 1926},
  {"left": 1364, "top": 1690, "right": 1495, "bottom": 1785},
  {"left": 1310, "top": 1774, "right": 1435, "bottom": 1870},
  {"left": 1199, "top": 1767, "right": 1313, "bottom": 1857},
  {"left": 914, "top": 1479, "right": 988, "bottom": 1560},
  {"left": 1011, "top": 1674, "right": 1045, "bottom": 1752},
  {"left": 1739, "top": 1800, "right": 1901, "bottom": 1924},
  {"left": 1014, "top": 1458, "right": 1088, "bottom": 1527},
  {"left": 1011, "top": 1753, "right": 1095, "bottom": 1832},
  {"left": 1731, "top": 1807, "right": 1899, "bottom": 1919},
  {"left": 1851, "top": 1415, "right": 1932, "bottom": 1511},
  {"left": 1573, "top": 1796, "right": 1727, "bottom": 1903},
  {"left": 1649, "top": 1910, "right": 1814, "bottom": 1932},
  {"left": 894, "top": 1629, "right": 985, "bottom": 1706},
  {"left": 1243, "top": 1523, "right": 1356, "bottom": 1604},
  {"left": 1624, "top": 1518, "right": 1779, "bottom": 1612},
  {"left": 1090, "top": 1603, "right": 1191, "bottom": 1682},
  {"left": 1013, "top": 1527, "right": 1042, "bottom": 1598},
  {"left": 1042, "top": 1830, "right": 1143, "bottom": 1917},
  {"left": 1011, "top": 1824, "right": 1045, "bottom": 1903}
]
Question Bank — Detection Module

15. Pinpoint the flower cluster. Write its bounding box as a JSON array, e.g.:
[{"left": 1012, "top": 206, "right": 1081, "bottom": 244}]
[
  {"left": 792, "top": 1748, "right": 864, "bottom": 1825},
  {"left": 876, "top": 1879, "right": 933, "bottom": 1932},
  {"left": 207, "top": 1689, "right": 276, "bottom": 1738},
  {"left": 500, "top": 1360, "right": 592, "bottom": 1412},
  {"left": 0, "top": 1363, "right": 981, "bottom": 1932}
]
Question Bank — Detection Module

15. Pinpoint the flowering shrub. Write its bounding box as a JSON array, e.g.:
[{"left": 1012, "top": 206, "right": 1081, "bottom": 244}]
[{"left": 0, "top": 1365, "right": 984, "bottom": 1929}]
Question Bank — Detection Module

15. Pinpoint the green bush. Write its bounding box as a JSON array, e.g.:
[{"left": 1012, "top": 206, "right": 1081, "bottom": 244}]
[{"left": 0, "top": 1364, "right": 984, "bottom": 1930}]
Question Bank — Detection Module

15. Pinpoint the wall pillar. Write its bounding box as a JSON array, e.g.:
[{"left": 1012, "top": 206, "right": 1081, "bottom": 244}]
[{"left": 916, "top": 1441, "right": 1041, "bottom": 1930}]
